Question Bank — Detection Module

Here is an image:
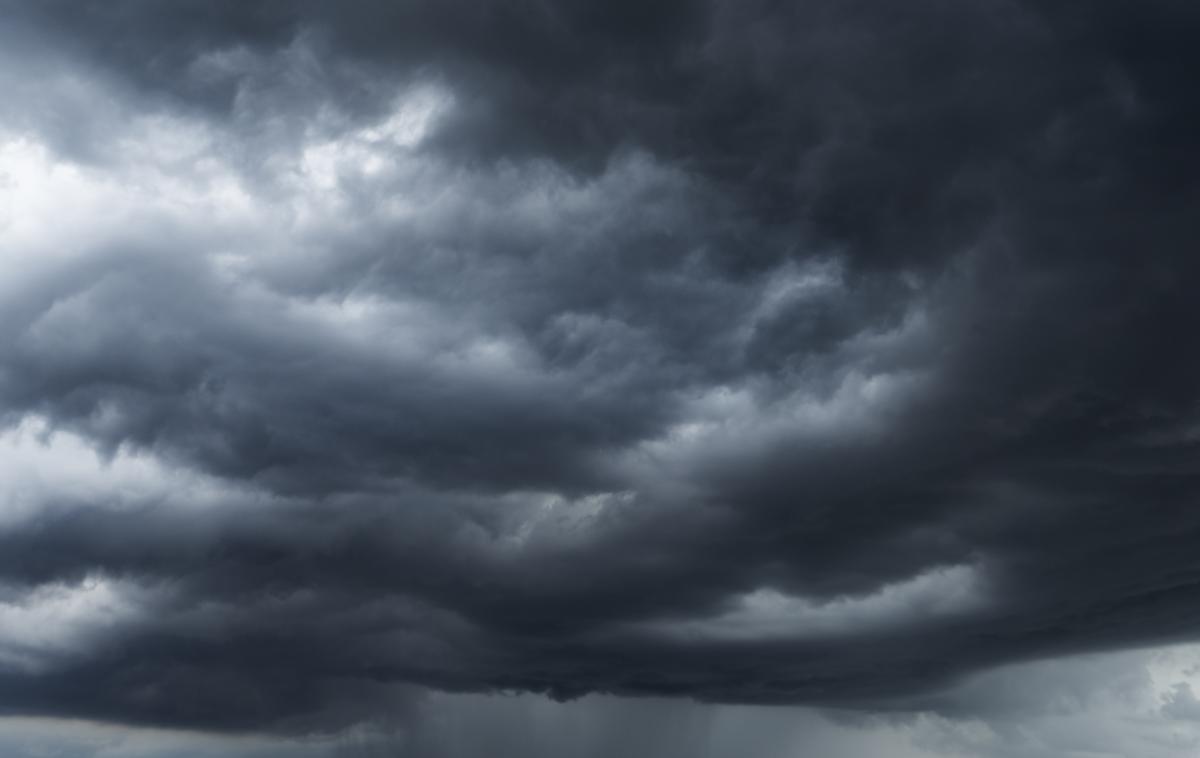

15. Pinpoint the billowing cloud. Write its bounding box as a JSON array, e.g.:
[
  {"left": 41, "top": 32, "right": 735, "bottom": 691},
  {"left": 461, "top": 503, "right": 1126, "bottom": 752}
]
[{"left": 0, "top": 0, "right": 1199, "bottom": 752}]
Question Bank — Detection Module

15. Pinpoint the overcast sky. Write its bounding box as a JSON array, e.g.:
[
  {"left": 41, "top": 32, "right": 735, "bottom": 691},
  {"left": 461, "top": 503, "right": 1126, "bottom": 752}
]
[{"left": 1, "top": 1, "right": 1199, "bottom": 756}]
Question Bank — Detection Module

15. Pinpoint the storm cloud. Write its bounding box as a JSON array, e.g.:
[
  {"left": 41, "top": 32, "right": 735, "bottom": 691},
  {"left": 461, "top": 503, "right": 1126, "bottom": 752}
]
[{"left": 1, "top": 0, "right": 1199, "bottom": 749}]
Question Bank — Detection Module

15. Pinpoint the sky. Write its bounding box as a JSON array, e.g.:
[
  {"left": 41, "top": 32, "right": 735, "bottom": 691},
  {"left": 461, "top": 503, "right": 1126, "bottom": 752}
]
[{"left": 0, "top": 1, "right": 1199, "bottom": 756}]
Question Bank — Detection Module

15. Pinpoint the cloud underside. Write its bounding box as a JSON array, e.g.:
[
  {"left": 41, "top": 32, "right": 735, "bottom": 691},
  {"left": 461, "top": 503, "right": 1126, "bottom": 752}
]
[{"left": 0, "top": 0, "right": 1199, "bottom": 735}]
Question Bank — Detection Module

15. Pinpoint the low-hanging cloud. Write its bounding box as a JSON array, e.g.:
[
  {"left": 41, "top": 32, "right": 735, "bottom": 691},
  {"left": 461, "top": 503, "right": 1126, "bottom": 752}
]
[{"left": 0, "top": 0, "right": 1199, "bottom": 741}]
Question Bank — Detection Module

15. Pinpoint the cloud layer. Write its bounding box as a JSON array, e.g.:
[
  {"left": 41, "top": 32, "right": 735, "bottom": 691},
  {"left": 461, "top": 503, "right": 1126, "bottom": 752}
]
[{"left": 1, "top": 0, "right": 1199, "bottom": 740}]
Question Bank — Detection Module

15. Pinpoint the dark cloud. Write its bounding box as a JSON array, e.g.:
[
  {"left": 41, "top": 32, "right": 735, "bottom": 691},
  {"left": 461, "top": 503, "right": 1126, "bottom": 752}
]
[{"left": 0, "top": 0, "right": 1198, "bottom": 743}]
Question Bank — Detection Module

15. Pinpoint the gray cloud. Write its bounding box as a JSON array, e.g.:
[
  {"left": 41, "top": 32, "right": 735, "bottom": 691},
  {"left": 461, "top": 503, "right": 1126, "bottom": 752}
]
[{"left": 0, "top": 0, "right": 1199, "bottom": 749}]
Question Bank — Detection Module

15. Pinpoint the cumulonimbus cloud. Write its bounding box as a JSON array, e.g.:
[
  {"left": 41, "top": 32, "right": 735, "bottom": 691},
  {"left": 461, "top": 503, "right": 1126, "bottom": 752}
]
[{"left": 0, "top": 0, "right": 1198, "bottom": 736}]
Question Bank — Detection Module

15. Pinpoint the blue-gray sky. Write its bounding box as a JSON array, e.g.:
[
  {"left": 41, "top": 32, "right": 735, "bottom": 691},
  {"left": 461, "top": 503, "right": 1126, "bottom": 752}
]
[{"left": 1, "top": 1, "right": 1199, "bottom": 756}]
